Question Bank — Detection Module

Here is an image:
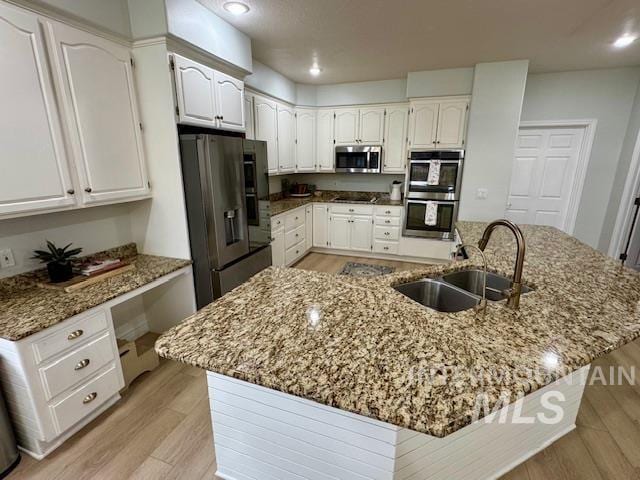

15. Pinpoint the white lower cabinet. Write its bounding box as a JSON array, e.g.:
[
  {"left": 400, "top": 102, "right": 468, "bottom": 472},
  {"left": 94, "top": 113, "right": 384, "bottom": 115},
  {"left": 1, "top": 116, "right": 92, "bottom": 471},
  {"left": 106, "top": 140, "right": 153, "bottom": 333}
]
[
  {"left": 271, "top": 205, "right": 311, "bottom": 266},
  {"left": 312, "top": 204, "right": 329, "bottom": 247},
  {"left": 329, "top": 213, "right": 351, "bottom": 250},
  {"left": 329, "top": 205, "right": 374, "bottom": 252},
  {"left": 271, "top": 227, "right": 285, "bottom": 267},
  {"left": 305, "top": 205, "right": 313, "bottom": 250}
]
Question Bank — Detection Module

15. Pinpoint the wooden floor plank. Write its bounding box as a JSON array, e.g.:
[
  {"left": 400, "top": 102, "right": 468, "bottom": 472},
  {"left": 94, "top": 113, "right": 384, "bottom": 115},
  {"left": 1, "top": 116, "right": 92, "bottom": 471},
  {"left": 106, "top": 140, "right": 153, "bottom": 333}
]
[
  {"left": 576, "top": 395, "right": 608, "bottom": 432},
  {"left": 525, "top": 447, "right": 568, "bottom": 480},
  {"left": 500, "top": 462, "right": 531, "bottom": 480},
  {"left": 551, "top": 430, "right": 604, "bottom": 480},
  {"left": 166, "top": 371, "right": 208, "bottom": 415},
  {"left": 128, "top": 457, "right": 173, "bottom": 480},
  {"left": 578, "top": 426, "right": 638, "bottom": 480}
]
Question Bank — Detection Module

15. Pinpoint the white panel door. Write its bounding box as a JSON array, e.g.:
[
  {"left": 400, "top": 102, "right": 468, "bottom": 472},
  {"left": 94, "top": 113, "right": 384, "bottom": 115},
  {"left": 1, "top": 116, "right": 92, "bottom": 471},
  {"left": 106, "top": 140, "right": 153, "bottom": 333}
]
[
  {"left": 254, "top": 95, "right": 278, "bottom": 174},
  {"left": 436, "top": 99, "right": 468, "bottom": 148},
  {"left": 383, "top": 105, "right": 409, "bottom": 173},
  {"left": 316, "top": 109, "right": 335, "bottom": 172},
  {"left": 0, "top": 2, "right": 76, "bottom": 216},
  {"left": 305, "top": 205, "right": 313, "bottom": 250},
  {"left": 334, "top": 109, "right": 359, "bottom": 145},
  {"left": 506, "top": 127, "right": 584, "bottom": 231},
  {"left": 276, "top": 104, "right": 295, "bottom": 173},
  {"left": 295, "top": 108, "right": 316, "bottom": 172},
  {"left": 244, "top": 94, "right": 254, "bottom": 140},
  {"left": 350, "top": 215, "right": 373, "bottom": 252},
  {"left": 329, "top": 214, "right": 350, "bottom": 249},
  {"left": 359, "top": 107, "right": 385, "bottom": 144},
  {"left": 312, "top": 205, "right": 329, "bottom": 247},
  {"left": 47, "top": 20, "right": 149, "bottom": 204},
  {"left": 271, "top": 228, "right": 285, "bottom": 267},
  {"left": 408, "top": 100, "right": 439, "bottom": 149},
  {"left": 173, "top": 54, "right": 216, "bottom": 128},
  {"left": 214, "top": 71, "right": 244, "bottom": 131}
]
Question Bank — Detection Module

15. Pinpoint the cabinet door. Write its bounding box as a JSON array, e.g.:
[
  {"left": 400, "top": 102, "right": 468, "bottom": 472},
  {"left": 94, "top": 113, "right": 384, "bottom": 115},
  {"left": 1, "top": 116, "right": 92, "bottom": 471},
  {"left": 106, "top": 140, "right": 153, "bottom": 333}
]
[
  {"left": 0, "top": 2, "right": 75, "bottom": 216},
  {"left": 271, "top": 228, "right": 285, "bottom": 267},
  {"left": 334, "top": 109, "right": 359, "bottom": 145},
  {"left": 436, "top": 99, "right": 469, "bottom": 148},
  {"left": 305, "top": 205, "right": 313, "bottom": 250},
  {"left": 277, "top": 104, "right": 295, "bottom": 173},
  {"left": 350, "top": 215, "right": 373, "bottom": 252},
  {"left": 329, "top": 214, "right": 350, "bottom": 250},
  {"left": 312, "top": 205, "right": 329, "bottom": 247},
  {"left": 359, "top": 107, "right": 385, "bottom": 144},
  {"left": 316, "top": 109, "right": 335, "bottom": 172},
  {"left": 46, "top": 21, "right": 149, "bottom": 204},
  {"left": 244, "top": 94, "right": 255, "bottom": 140},
  {"left": 214, "top": 70, "right": 245, "bottom": 132},
  {"left": 383, "top": 105, "right": 409, "bottom": 173},
  {"left": 173, "top": 54, "right": 216, "bottom": 128},
  {"left": 254, "top": 95, "right": 278, "bottom": 174},
  {"left": 408, "top": 100, "right": 439, "bottom": 149},
  {"left": 295, "top": 109, "right": 316, "bottom": 172}
]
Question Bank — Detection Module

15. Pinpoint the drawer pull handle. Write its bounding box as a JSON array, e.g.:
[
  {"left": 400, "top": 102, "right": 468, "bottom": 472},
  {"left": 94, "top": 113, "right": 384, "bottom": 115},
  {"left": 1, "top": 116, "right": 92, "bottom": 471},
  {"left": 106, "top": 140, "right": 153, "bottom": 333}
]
[
  {"left": 385, "top": 220, "right": 391, "bottom": 224},
  {"left": 349, "top": 209, "right": 354, "bottom": 212},
  {"left": 83, "top": 392, "right": 97, "bottom": 404},
  {"left": 384, "top": 232, "right": 390, "bottom": 236},
  {"left": 384, "top": 246, "right": 389, "bottom": 250},
  {"left": 75, "top": 359, "right": 90, "bottom": 370},
  {"left": 385, "top": 210, "right": 391, "bottom": 214},
  {"left": 67, "top": 329, "right": 84, "bottom": 340}
]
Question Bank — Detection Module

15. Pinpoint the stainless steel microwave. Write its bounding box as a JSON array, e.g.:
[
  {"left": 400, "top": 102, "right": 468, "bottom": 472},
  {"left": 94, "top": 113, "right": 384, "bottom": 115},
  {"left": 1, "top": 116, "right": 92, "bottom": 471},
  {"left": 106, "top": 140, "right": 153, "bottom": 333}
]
[{"left": 335, "top": 145, "right": 382, "bottom": 173}]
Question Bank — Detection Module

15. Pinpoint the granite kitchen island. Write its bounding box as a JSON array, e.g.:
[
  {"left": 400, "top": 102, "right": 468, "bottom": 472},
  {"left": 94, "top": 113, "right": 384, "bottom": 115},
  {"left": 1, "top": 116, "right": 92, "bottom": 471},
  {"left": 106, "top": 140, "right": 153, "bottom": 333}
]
[{"left": 156, "top": 222, "right": 640, "bottom": 480}]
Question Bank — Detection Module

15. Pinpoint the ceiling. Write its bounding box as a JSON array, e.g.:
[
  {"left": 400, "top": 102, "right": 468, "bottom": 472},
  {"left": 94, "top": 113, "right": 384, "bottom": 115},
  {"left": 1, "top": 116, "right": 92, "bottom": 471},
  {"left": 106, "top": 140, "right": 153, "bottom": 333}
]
[{"left": 199, "top": 0, "right": 640, "bottom": 84}]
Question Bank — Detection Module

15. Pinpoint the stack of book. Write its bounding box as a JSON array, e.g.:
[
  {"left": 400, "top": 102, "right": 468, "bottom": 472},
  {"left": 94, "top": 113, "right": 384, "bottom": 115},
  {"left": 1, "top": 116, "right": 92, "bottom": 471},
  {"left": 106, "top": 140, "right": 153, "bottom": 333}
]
[{"left": 76, "top": 258, "right": 128, "bottom": 276}]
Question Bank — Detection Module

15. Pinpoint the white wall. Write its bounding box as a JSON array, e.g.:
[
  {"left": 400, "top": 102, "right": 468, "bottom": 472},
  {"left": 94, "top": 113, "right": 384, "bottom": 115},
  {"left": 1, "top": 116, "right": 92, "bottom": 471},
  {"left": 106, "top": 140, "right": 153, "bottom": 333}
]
[
  {"left": 314, "top": 79, "right": 407, "bottom": 106},
  {"left": 0, "top": 204, "right": 135, "bottom": 278},
  {"left": 245, "top": 61, "right": 297, "bottom": 104},
  {"left": 406, "top": 67, "right": 475, "bottom": 98},
  {"left": 521, "top": 67, "right": 640, "bottom": 250},
  {"left": 165, "top": 0, "right": 252, "bottom": 73},
  {"left": 459, "top": 60, "right": 529, "bottom": 222},
  {"left": 127, "top": 0, "right": 167, "bottom": 39}
]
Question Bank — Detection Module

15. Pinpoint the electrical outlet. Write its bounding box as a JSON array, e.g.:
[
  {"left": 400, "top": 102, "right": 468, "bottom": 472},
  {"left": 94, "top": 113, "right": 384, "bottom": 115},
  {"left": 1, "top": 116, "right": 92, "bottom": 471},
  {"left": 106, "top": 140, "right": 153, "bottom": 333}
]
[
  {"left": 476, "top": 188, "right": 489, "bottom": 200},
  {"left": 0, "top": 248, "right": 15, "bottom": 268}
]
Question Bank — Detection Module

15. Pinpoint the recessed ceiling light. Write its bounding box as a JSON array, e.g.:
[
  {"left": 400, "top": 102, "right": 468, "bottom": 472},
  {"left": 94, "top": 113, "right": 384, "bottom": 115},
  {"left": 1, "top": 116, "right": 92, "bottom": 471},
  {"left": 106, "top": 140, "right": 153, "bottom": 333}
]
[
  {"left": 223, "top": 2, "right": 250, "bottom": 15},
  {"left": 309, "top": 65, "right": 322, "bottom": 76},
  {"left": 613, "top": 34, "right": 637, "bottom": 48}
]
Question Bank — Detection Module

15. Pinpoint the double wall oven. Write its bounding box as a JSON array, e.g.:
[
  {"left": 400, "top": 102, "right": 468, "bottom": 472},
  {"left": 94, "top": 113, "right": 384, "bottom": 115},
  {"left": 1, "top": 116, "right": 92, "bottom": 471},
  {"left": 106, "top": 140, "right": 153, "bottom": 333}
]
[{"left": 403, "top": 150, "right": 464, "bottom": 240}]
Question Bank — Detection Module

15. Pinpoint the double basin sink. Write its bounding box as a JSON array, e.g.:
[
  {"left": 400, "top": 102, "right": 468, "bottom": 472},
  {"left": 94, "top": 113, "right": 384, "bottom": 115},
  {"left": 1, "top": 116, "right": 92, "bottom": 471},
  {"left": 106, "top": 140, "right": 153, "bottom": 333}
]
[{"left": 394, "top": 269, "right": 532, "bottom": 313}]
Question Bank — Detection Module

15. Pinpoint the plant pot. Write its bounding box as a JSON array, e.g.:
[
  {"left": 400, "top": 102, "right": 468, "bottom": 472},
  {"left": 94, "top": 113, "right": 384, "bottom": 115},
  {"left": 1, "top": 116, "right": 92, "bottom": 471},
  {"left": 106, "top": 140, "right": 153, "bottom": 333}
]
[{"left": 47, "top": 262, "right": 73, "bottom": 283}]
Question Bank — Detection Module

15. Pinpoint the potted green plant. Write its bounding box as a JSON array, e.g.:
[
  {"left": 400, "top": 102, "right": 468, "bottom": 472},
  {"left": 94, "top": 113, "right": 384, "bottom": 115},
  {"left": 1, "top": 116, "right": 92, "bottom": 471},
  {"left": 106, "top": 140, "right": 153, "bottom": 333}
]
[{"left": 32, "top": 241, "right": 83, "bottom": 283}]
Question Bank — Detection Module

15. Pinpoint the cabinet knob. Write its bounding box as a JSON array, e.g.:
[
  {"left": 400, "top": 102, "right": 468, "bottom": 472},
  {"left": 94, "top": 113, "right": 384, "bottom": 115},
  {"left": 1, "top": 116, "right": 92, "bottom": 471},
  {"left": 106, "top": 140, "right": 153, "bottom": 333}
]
[
  {"left": 67, "top": 329, "right": 84, "bottom": 340},
  {"left": 67, "top": 189, "right": 75, "bottom": 195},
  {"left": 295, "top": 233, "right": 299, "bottom": 237},
  {"left": 385, "top": 210, "right": 391, "bottom": 214},
  {"left": 83, "top": 392, "right": 98, "bottom": 404},
  {"left": 84, "top": 187, "right": 92, "bottom": 193},
  {"left": 349, "top": 208, "right": 354, "bottom": 212},
  {"left": 271, "top": 237, "right": 276, "bottom": 241},
  {"left": 384, "top": 246, "right": 389, "bottom": 251},
  {"left": 385, "top": 220, "right": 391, "bottom": 224},
  {"left": 74, "top": 359, "right": 90, "bottom": 370},
  {"left": 384, "top": 232, "right": 390, "bottom": 236}
]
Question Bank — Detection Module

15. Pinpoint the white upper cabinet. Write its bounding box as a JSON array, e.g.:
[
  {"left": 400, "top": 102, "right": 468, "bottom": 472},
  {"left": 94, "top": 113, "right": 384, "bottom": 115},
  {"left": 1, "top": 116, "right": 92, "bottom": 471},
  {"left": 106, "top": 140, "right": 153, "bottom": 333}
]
[
  {"left": 46, "top": 20, "right": 149, "bottom": 204},
  {"left": 437, "top": 99, "right": 469, "bottom": 148},
  {"left": 173, "top": 54, "right": 216, "bottom": 127},
  {"left": 244, "top": 94, "right": 255, "bottom": 140},
  {"left": 316, "top": 109, "right": 335, "bottom": 172},
  {"left": 383, "top": 104, "right": 409, "bottom": 173},
  {"left": 214, "top": 70, "right": 245, "bottom": 132},
  {"left": 276, "top": 104, "right": 295, "bottom": 173},
  {"left": 359, "top": 107, "right": 385, "bottom": 144},
  {"left": 334, "top": 109, "right": 359, "bottom": 145},
  {"left": 0, "top": 2, "right": 76, "bottom": 216},
  {"left": 408, "top": 100, "right": 439, "bottom": 149},
  {"left": 295, "top": 108, "right": 316, "bottom": 172},
  {"left": 408, "top": 97, "right": 469, "bottom": 150},
  {"left": 172, "top": 54, "right": 245, "bottom": 133},
  {"left": 254, "top": 95, "right": 279, "bottom": 174}
]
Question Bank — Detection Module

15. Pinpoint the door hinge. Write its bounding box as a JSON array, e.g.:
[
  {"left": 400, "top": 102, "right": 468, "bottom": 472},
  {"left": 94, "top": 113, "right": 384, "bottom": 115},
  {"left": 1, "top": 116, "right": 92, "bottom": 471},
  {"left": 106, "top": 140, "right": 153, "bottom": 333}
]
[
  {"left": 411, "top": 107, "right": 414, "bottom": 114},
  {"left": 169, "top": 56, "right": 175, "bottom": 70},
  {"left": 333, "top": 139, "right": 336, "bottom": 144},
  {"left": 130, "top": 57, "right": 135, "bottom": 68},
  {"left": 334, "top": 113, "right": 336, "bottom": 119},
  {"left": 175, "top": 105, "right": 180, "bottom": 116},
  {"left": 462, "top": 139, "right": 465, "bottom": 145},
  {"left": 384, "top": 110, "right": 387, "bottom": 116},
  {"left": 139, "top": 122, "right": 143, "bottom": 132},
  {"left": 635, "top": 197, "right": 640, "bottom": 206},
  {"left": 620, "top": 253, "right": 628, "bottom": 261},
  {"left": 147, "top": 181, "right": 151, "bottom": 189}
]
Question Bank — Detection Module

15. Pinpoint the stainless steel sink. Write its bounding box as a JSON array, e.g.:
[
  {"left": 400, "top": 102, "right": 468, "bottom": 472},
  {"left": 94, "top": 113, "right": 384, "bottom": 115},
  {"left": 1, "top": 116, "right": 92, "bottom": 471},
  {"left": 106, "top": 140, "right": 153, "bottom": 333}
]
[
  {"left": 393, "top": 278, "right": 481, "bottom": 313},
  {"left": 440, "top": 269, "right": 532, "bottom": 302}
]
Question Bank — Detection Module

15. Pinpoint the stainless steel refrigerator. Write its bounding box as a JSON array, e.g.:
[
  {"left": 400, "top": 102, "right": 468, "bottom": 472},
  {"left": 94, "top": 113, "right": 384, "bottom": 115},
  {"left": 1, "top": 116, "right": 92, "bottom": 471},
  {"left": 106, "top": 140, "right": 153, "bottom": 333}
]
[{"left": 180, "top": 134, "right": 272, "bottom": 308}]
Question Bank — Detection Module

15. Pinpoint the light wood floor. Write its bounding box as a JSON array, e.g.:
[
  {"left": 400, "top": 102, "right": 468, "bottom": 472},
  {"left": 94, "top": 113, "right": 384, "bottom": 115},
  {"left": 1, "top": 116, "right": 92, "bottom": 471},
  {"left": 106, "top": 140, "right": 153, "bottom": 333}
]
[{"left": 8, "top": 253, "right": 640, "bottom": 480}]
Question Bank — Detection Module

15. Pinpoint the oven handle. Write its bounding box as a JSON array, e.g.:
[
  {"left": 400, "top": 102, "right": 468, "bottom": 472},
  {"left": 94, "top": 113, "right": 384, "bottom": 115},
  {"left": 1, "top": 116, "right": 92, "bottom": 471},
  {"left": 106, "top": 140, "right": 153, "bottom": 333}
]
[
  {"left": 406, "top": 199, "right": 451, "bottom": 205},
  {"left": 409, "top": 159, "right": 462, "bottom": 164}
]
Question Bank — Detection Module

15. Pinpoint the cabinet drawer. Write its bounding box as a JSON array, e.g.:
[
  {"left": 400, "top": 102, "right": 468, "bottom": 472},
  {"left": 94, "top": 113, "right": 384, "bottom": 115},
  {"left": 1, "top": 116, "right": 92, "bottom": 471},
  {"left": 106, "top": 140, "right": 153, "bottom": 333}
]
[
  {"left": 285, "top": 209, "right": 305, "bottom": 231},
  {"left": 40, "top": 333, "right": 116, "bottom": 400},
  {"left": 330, "top": 204, "right": 373, "bottom": 215},
  {"left": 375, "top": 225, "right": 400, "bottom": 241},
  {"left": 271, "top": 215, "right": 284, "bottom": 232},
  {"left": 375, "top": 216, "right": 401, "bottom": 227},
  {"left": 373, "top": 240, "right": 399, "bottom": 255},
  {"left": 374, "top": 206, "right": 402, "bottom": 217},
  {"left": 32, "top": 309, "right": 109, "bottom": 364},
  {"left": 285, "top": 224, "right": 305, "bottom": 249},
  {"left": 50, "top": 363, "right": 121, "bottom": 435},
  {"left": 285, "top": 241, "right": 305, "bottom": 265}
]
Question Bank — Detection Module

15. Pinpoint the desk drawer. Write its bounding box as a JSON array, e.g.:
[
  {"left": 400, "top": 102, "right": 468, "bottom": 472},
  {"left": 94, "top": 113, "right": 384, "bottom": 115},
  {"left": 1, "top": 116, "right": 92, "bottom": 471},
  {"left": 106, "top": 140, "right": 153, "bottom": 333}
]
[
  {"left": 373, "top": 240, "right": 399, "bottom": 255},
  {"left": 375, "top": 216, "right": 401, "bottom": 227},
  {"left": 50, "top": 363, "right": 121, "bottom": 435},
  {"left": 374, "top": 206, "right": 402, "bottom": 217},
  {"left": 40, "top": 333, "right": 116, "bottom": 400},
  {"left": 374, "top": 225, "right": 400, "bottom": 241},
  {"left": 285, "top": 224, "right": 305, "bottom": 249},
  {"left": 33, "top": 309, "right": 109, "bottom": 364},
  {"left": 271, "top": 215, "right": 284, "bottom": 232},
  {"left": 330, "top": 204, "right": 373, "bottom": 215},
  {"left": 285, "top": 209, "right": 305, "bottom": 231}
]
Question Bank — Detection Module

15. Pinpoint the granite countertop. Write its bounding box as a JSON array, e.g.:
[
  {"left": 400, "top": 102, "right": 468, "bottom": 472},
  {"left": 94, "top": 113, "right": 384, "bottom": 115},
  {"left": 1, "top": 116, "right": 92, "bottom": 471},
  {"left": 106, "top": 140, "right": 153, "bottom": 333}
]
[
  {"left": 155, "top": 222, "right": 640, "bottom": 437},
  {"left": 270, "top": 190, "right": 403, "bottom": 216},
  {"left": 0, "top": 244, "right": 191, "bottom": 341}
]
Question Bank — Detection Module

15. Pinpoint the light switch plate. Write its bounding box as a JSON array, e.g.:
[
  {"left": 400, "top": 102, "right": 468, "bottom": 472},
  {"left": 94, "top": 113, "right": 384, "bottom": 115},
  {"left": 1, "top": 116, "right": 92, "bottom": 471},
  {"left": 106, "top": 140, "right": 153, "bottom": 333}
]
[
  {"left": 476, "top": 188, "right": 489, "bottom": 200},
  {"left": 0, "top": 249, "right": 15, "bottom": 268}
]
